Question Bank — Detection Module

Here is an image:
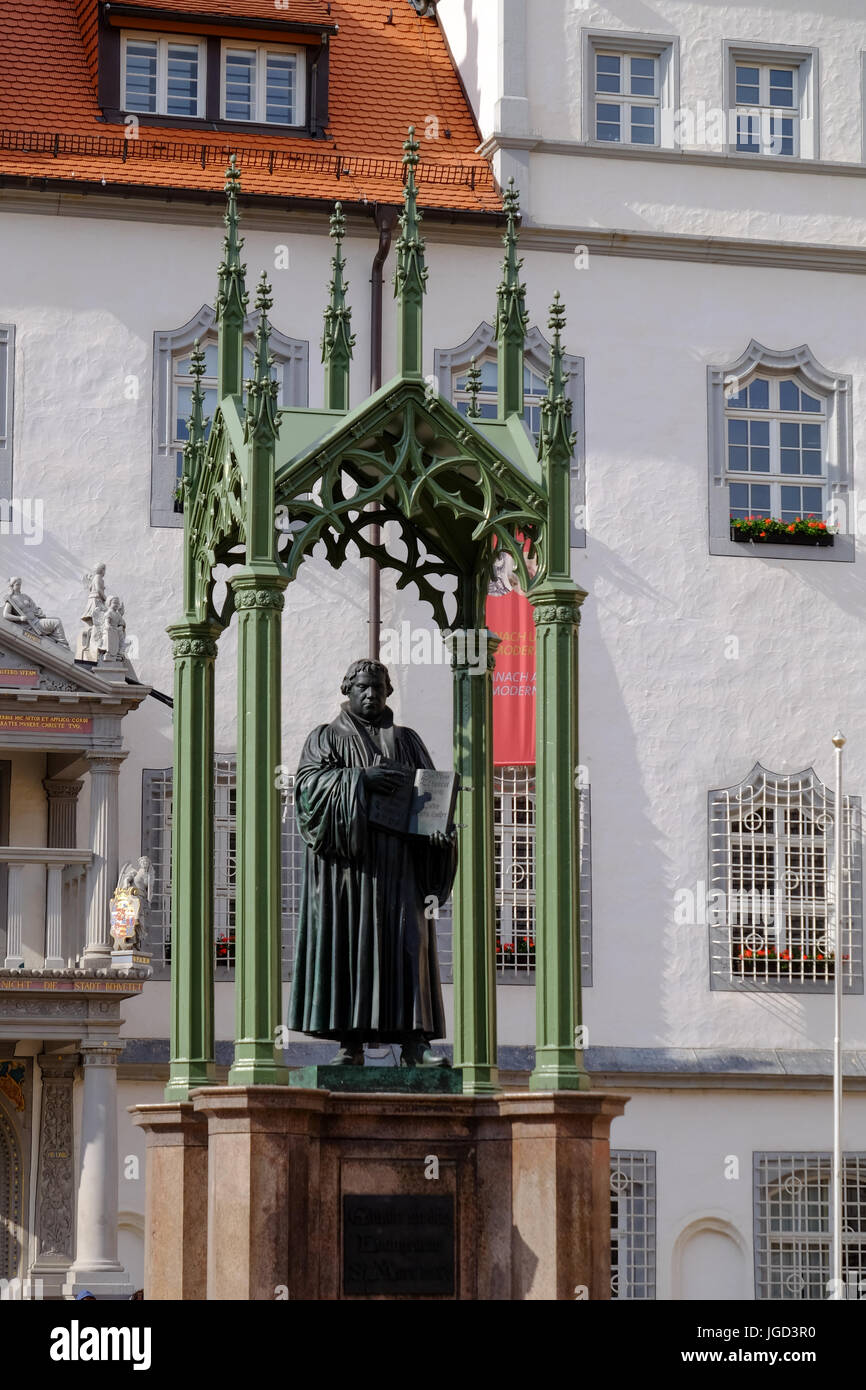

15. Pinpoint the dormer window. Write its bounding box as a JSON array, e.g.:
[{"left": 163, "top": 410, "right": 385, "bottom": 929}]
[
  {"left": 102, "top": 9, "right": 332, "bottom": 138},
  {"left": 122, "top": 34, "right": 205, "bottom": 118},
  {"left": 222, "top": 44, "right": 305, "bottom": 127}
]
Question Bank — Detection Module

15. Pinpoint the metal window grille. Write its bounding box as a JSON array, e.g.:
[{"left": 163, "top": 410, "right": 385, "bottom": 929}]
[
  {"left": 143, "top": 758, "right": 301, "bottom": 978},
  {"left": 754, "top": 1153, "right": 866, "bottom": 1299},
  {"left": 709, "top": 764, "right": 863, "bottom": 993},
  {"left": 493, "top": 766, "right": 592, "bottom": 985},
  {"left": 610, "top": 1151, "right": 656, "bottom": 1299}
]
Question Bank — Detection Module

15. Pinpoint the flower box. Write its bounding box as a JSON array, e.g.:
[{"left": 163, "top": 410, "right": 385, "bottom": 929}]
[
  {"left": 730, "top": 516, "right": 834, "bottom": 547},
  {"left": 731, "top": 528, "right": 833, "bottom": 547}
]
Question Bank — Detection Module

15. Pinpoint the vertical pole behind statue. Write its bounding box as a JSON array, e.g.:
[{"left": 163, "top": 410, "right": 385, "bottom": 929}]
[{"left": 449, "top": 619, "right": 500, "bottom": 1094}]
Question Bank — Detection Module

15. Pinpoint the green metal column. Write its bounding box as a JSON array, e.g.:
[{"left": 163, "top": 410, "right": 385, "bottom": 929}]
[
  {"left": 227, "top": 571, "right": 288, "bottom": 1087},
  {"left": 529, "top": 293, "right": 590, "bottom": 1092},
  {"left": 165, "top": 622, "right": 219, "bottom": 1102},
  {"left": 227, "top": 271, "right": 288, "bottom": 1087},
  {"left": 448, "top": 619, "right": 500, "bottom": 1095}
]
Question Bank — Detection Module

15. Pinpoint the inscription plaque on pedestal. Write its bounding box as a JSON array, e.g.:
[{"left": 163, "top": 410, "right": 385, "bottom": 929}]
[{"left": 342, "top": 1194, "right": 455, "bottom": 1296}]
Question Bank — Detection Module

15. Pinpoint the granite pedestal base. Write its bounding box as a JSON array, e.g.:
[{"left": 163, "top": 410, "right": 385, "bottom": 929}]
[{"left": 133, "top": 1084, "right": 627, "bottom": 1301}]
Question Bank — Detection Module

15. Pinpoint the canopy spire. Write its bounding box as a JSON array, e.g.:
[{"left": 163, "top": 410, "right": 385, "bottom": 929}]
[
  {"left": 322, "top": 201, "right": 355, "bottom": 411},
  {"left": 466, "top": 357, "right": 482, "bottom": 420},
  {"left": 216, "top": 155, "right": 249, "bottom": 400},
  {"left": 181, "top": 338, "right": 209, "bottom": 505},
  {"left": 245, "top": 272, "right": 280, "bottom": 446},
  {"left": 539, "top": 292, "right": 575, "bottom": 578},
  {"left": 495, "top": 178, "right": 527, "bottom": 419},
  {"left": 394, "top": 126, "right": 427, "bottom": 377}
]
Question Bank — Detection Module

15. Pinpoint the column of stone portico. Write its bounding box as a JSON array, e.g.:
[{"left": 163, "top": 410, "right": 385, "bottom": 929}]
[
  {"left": 81, "top": 752, "right": 126, "bottom": 969},
  {"left": 44, "top": 778, "right": 83, "bottom": 850},
  {"left": 63, "top": 1043, "right": 133, "bottom": 1299},
  {"left": 448, "top": 620, "right": 501, "bottom": 1095},
  {"left": 529, "top": 294, "right": 590, "bottom": 1092}
]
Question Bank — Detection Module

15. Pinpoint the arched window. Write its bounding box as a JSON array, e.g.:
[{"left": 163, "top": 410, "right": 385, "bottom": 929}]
[
  {"left": 151, "top": 305, "right": 308, "bottom": 528},
  {"left": 708, "top": 342, "right": 853, "bottom": 561},
  {"left": 434, "top": 322, "right": 586, "bottom": 547},
  {"left": 755, "top": 1153, "right": 866, "bottom": 1299},
  {"left": 708, "top": 763, "right": 863, "bottom": 993}
]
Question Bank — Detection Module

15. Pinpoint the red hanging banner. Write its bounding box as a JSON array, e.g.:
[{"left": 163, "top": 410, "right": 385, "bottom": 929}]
[{"left": 486, "top": 548, "right": 536, "bottom": 766}]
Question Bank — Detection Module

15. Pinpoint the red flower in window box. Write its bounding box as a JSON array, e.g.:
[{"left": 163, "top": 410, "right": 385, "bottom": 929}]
[{"left": 730, "top": 514, "right": 836, "bottom": 547}]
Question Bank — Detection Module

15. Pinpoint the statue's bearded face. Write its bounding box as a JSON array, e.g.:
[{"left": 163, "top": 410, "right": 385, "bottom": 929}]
[{"left": 347, "top": 670, "right": 388, "bottom": 721}]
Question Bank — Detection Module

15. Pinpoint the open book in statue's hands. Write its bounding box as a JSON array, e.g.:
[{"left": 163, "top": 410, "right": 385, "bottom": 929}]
[{"left": 366, "top": 762, "right": 459, "bottom": 839}]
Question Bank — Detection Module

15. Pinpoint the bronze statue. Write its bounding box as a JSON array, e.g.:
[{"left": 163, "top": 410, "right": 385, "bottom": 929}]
[{"left": 288, "top": 659, "right": 457, "bottom": 1067}]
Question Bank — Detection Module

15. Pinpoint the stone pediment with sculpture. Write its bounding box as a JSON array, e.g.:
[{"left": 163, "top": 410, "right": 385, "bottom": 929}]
[{"left": 0, "top": 565, "right": 140, "bottom": 692}]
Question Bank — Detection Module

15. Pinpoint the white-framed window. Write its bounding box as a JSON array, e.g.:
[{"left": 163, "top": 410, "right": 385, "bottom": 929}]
[
  {"left": 724, "top": 43, "right": 818, "bottom": 161},
  {"left": 755, "top": 1153, "right": 866, "bottom": 1299},
  {"left": 433, "top": 321, "right": 586, "bottom": 548},
  {"left": 707, "top": 342, "right": 853, "bottom": 562},
  {"left": 611, "top": 1151, "right": 656, "bottom": 1300},
  {"left": 593, "top": 51, "right": 659, "bottom": 145},
  {"left": 121, "top": 33, "right": 205, "bottom": 118},
  {"left": 151, "top": 305, "right": 308, "bottom": 528},
  {"left": 221, "top": 43, "right": 305, "bottom": 126},
  {"left": 708, "top": 763, "right": 863, "bottom": 994},
  {"left": 582, "top": 30, "right": 679, "bottom": 150},
  {"left": 726, "top": 375, "right": 826, "bottom": 525},
  {"left": 733, "top": 61, "right": 798, "bottom": 156}
]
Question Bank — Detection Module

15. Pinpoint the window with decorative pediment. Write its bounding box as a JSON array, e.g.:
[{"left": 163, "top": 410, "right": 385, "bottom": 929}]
[
  {"left": 708, "top": 764, "right": 863, "bottom": 993},
  {"left": 434, "top": 322, "right": 586, "bottom": 547},
  {"left": 708, "top": 343, "right": 853, "bottom": 561},
  {"left": 151, "top": 306, "right": 308, "bottom": 528}
]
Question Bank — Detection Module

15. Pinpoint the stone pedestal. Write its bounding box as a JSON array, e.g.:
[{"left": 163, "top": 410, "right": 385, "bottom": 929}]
[
  {"left": 132, "top": 1085, "right": 627, "bottom": 1300},
  {"left": 129, "top": 1103, "right": 208, "bottom": 1301}
]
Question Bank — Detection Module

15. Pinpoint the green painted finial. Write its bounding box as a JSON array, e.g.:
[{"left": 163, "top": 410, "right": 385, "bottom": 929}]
[
  {"left": 322, "top": 201, "right": 355, "bottom": 411},
  {"left": 244, "top": 272, "right": 280, "bottom": 445},
  {"left": 466, "top": 357, "right": 482, "bottom": 419},
  {"left": 181, "top": 338, "right": 210, "bottom": 501},
  {"left": 539, "top": 291, "right": 574, "bottom": 461},
  {"left": 495, "top": 177, "right": 528, "bottom": 419},
  {"left": 216, "top": 155, "right": 249, "bottom": 400},
  {"left": 394, "top": 126, "right": 427, "bottom": 377}
]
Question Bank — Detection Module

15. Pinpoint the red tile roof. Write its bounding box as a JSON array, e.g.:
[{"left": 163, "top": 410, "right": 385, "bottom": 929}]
[
  {"left": 124, "top": 0, "right": 332, "bottom": 22},
  {"left": 0, "top": 0, "right": 500, "bottom": 214}
]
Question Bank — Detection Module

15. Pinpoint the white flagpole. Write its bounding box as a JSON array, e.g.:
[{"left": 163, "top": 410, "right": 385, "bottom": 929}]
[{"left": 831, "top": 730, "right": 846, "bottom": 1299}]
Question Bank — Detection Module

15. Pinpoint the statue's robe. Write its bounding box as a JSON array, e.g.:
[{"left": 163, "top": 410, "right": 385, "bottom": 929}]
[{"left": 288, "top": 703, "right": 456, "bottom": 1043}]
